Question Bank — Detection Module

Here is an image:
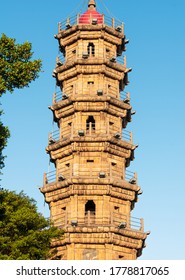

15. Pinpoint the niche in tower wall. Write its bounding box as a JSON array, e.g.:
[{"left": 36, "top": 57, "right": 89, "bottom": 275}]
[
  {"left": 85, "top": 200, "right": 96, "bottom": 225},
  {"left": 86, "top": 116, "right": 96, "bottom": 134},
  {"left": 87, "top": 43, "right": 95, "bottom": 57}
]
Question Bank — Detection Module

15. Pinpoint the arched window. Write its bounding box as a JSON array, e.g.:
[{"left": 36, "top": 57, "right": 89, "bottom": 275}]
[
  {"left": 87, "top": 81, "right": 94, "bottom": 94},
  {"left": 85, "top": 200, "right": 96, "bottom": 213},
  {"left": 87, "top": 43, "right": 95, "bottom": 57},
  {"left": 85, "top": 200, "right": 96, "bottom": 225},
  {"left": 86, "top": 116, "right": 95, "bottom": 134}
]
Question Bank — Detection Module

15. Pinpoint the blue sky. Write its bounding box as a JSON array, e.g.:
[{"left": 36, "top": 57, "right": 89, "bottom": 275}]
[{"left": 1, "top": 0, "right": 185, "bottom": 260}]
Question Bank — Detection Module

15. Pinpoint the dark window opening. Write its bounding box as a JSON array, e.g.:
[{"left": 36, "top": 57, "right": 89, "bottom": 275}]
[
  {"left": 107, "top": 84, "right": 112, "bottom": 95},
  {"left": 85, "top": 200, "right": 96, "bottom": 225},
  {"left": 114, "top": 206, "right": 119, "bottom": 211},
  {"left": 118, "top": 255, "right": 124, "bottom": 259},
  {"left": 86, "top": 116, "right": 96, "bottom": 132},
  {"left": 85, "top": 200, "right": 96, "bottom": 213},
  {"left": 70, "top": 85, "right": 74, "bottom": 94},
  {"left": 87, "top": 160, "right": 94, "bottom": 163},
  {"left": 87, "top": 81, "right": 94, "bottom": 94},
  {"left": 61, "top": 207, "right": 66, "bottom": 212},
  {"left": 106, "top": 48, "right": 111, "bottom": 59},
  {"left": 88, "top": 43, "right": 95, "bottom": 56}
]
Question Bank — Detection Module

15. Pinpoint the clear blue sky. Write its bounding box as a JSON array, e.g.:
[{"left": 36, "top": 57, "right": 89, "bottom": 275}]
[{"left": 1, "top": 0, "right": 185, "bottom": 260}]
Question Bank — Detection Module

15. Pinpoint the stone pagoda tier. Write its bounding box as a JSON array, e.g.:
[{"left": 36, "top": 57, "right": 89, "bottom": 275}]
[{"left": 40, "top": 0, "right": 148, "bottom": 260}]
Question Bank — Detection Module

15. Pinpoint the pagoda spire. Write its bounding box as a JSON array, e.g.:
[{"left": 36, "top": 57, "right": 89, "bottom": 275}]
[
  {"left": 88, "top": 0, "right": 96, "bottom": 10},
  {"left": 41, "top": 0, "right": 148, "bottom": 260}
]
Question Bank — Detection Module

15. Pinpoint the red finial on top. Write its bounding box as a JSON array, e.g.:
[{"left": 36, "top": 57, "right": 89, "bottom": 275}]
[{"left": 79, "top": 0, "right": 103, "bottom": 24}]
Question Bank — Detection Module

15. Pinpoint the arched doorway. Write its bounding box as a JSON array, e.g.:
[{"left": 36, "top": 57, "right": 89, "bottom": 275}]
[
  {"left": 85, "top": 200, "right": 96, "bottom": 225},
  {"left": 86, "top": 115, "right": 95, "bottom": 134},
  {"left": 87, "top": 43, "right": 95, "bottom": 57}
]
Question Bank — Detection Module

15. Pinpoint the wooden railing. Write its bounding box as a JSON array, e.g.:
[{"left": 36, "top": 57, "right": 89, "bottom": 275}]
[
  {"left": 52, "top": 85, "right": 130, "bottom": 104},
  {"left": 48, "top": 125, "right": 133, "bottom": 145},
  {"left": 58, "top": 14, "right": 124, "bottom": 33},
  {"left": 50, "top": 211, "right": 144, "bottom": 232},
  {"left": 56, "top": 50, "right": 126, "bottom": 65},
  {"left": 43, "top": 166, "right": 137, "bottom": 186}
]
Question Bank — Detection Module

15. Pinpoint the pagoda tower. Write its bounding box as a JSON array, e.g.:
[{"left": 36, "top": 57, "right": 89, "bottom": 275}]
[{"left": 40, "top": 0, "right": 148, "bottom": 260}]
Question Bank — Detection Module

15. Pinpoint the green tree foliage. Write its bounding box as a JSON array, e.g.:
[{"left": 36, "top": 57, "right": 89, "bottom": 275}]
[
  {"left": 0, "top": 33, "right": 42, "bottom": 96},
  {"left": 0, "top": 189, "right": 62, "bottom": 260},
  {"left": 0, "top": 33, "right": 42, "bottom": 171},
  {"left": 0, "top": 111, "right": 10, "bottom": 171}
]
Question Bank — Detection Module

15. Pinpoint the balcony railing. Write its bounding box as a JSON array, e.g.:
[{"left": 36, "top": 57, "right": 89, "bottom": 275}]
[
  {"left": 51, "top": 211, "right": 144, "bottom": 232},
  {"left": 58, "top": 14, "right": 124, "bottom": 33},
  {"left": 43, "top": 166, "right": 137, "bottom": 186},
  {"left": 55, "top": 49, "right": 126, "bottom": 73},
  {"left": 44, "top": 170, "right": 56, "bottom": 184},
  {"left": 52, "top": 84, "right": 130, "bottom": 104},
  {"left": 48, "top": 128, "right": 132, "bottom": 144},
  {"left": 48, "top": 124, "right": 132, "bottom": 145}
]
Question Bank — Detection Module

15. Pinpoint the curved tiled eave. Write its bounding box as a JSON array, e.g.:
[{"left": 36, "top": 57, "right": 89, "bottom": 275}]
[
  {"left": 49, "top": 100, "right": 130, "bottom": 121},
  {"left": 57, "top": 25, "right": 124, "bottom": 43},
  {"left": 51, "top": 95, "right": 131, "bottom": 111},
  {"left": 40, "top": 177, "right": 139, "bottom": 196},
  {"left": 56, "top": 59, "right": 126, "bottom": 79},
  {"left": 51, "top": 230, "right": 147, "bottom": 251},
  {"left": 46, "top": 137, "right": 135, "bottom": 157}
]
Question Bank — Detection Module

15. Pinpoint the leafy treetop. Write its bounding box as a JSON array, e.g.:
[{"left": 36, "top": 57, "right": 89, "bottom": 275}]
[
  {"left": 0, "top": 189, "right": 62, "bottom": 260},
  {"left": 0, "top": 33, "right": 42, "bottom": 96},
  {"left": 0, "top": 33, "right": 42, "bottom": 172}
]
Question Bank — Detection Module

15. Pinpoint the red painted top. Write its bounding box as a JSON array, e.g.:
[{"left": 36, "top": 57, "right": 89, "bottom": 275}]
[{"left": 79, "top": 2, "right": 103, "bottom": 24}]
